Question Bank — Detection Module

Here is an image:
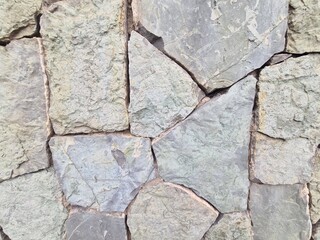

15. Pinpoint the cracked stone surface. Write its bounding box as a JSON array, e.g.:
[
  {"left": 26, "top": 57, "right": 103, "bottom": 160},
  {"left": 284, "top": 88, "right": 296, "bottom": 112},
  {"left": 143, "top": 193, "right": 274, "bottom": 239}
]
[
  {"left": 132, "top": 0, "right": 288, "bottom": 92},
  {"left": 128, "top": 31, "right": 204, "bottom": 138},
  {"left": 41, "top": 0, "right": 128, "bottom": 134},
  {"left": 127, "top": 181, "right": 218, "bottom": 240},
  {"left": 250, "top": 183, "right": 311, "bottom": 240},
  {"left": 0, "top": 169, "right": 67, "bottom": 240},
  {"left": 0, "top": 38, "right": 49, "bottom": 182},
  {"left": 310, "top": 149, "right": 320, "bottom": 224},
  {"left": 153, "top": 76, "right": 256, "bottom": 213},
  {"left": 49, "top": 133, "right": 154, "bottom": 212}
]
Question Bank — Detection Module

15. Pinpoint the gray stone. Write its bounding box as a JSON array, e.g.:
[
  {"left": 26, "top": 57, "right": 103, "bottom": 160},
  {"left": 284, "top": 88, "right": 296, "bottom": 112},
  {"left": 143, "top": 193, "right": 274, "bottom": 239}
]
[
  {"left": 0, "top": 169, "right": 67, "bottom": 240},
  {"left": 49, "top": 133, "right": 154, "bottom": 212},
  {"left": 267, "top": 53, "right": 292, "bottom": 66},
  {"left": 41, "top": 0, "right": 128, "bottom": 134},
  {"left": 66, "top": 211, "right": 127, "bottom": 240},
  {"left": 310, "top": 149, "right": 320, "bottom": 224},
  {"left": 128, "top": 31, "right": 204, "bottom": 138},
  {"left": 153, "top": 76, "right": 256, "bottom": 213},
  {"left": 250, "top": 183, "right": 311, "bottom": 240},
  {"left": 0, "top": 38, "right": 49, "bottom": 182},
  {"left": 132, "top": 0, "right": 288, "bottom": 92},
  {"left": 313, "top": 223, "right": 320, "bottom": 240},
  {"left": 127, "top": 181, "right": 218, "bottom": 240}
]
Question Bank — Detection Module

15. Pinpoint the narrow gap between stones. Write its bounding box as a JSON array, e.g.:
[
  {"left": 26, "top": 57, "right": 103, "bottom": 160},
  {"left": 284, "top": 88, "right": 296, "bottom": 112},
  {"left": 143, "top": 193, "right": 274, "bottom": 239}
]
[
  {"left": 0, "top": 227, "right": 10, "bottom": 240},
  {"left": 150, "top": 145, "right": 160, "bottom": 178},
  {"left": 125, "top": 214, "right": 132, "bottom": 240}
]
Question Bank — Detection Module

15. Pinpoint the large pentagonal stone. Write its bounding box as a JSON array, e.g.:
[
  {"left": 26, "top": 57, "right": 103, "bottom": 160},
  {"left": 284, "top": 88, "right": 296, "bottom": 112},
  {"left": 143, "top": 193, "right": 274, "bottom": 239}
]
[
  {"left": 132, "top": 0, "right": 288, "bottom": 92},
  {"left": 41, "top": 0, "right": 128, "bottom": 134},
  {"left": 128, "top": 31, "right": 204, "bottom": 138},
  {"left": 153, "top": 76, "right": 256, "bottom": 213}
]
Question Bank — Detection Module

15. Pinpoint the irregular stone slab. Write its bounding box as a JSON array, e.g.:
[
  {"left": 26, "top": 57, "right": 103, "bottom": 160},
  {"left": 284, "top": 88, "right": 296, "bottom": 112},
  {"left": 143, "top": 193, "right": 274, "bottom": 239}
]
[
  {"left": 203, "top": 212, "right": 253, "bottom": 240},
  {"left": 250, "top": 184, "right": 311, "bottom": 240},
  {"left": 0, "top": 39, "right": 49, "bottom": 182},
  {"left": 0, "top": 169, "right": 67, "bottom": 240},
  {"left": 41, "top": 0, "right": 128, "bottom": 134},
  {"left": 127, "top": 181, "right": 218, "bottom": 240},
  {"left": 310, "top": 150, "right": 320, "bottom": 224},
  {"left": 286, "top": 0, "right": 320, "bottom": 53},
  {"left": 49, "top": 133, "right": 154, "bottom": 212},
  {"left": 153, "top": 76, "right": 256, "bottom": 213},
  {"left": 128, "top": 31, "right": 204, "bottom": 137},
  {"left": 66, "top": 211, "right": 127, "bottom": 240},
  {"left": 132, "top": 0, "right": 288, "bottom": 92}
]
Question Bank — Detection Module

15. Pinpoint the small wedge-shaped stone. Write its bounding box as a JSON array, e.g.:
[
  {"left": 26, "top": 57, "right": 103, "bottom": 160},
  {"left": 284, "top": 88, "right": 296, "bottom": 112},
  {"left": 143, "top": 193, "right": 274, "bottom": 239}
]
[
  {"left": 0, "top": 169, "right": 67, "bottom": 240},
  {"left": 153, "top": 76, "right": 256, "bottom": 213},
  {"left": 132, "top": 0, "right": 288, "bottom": 92},
  {"left": 310, "top": 149, "right": 320, "bottom": 224},
  {"left": 127, "top": 181, "right": 218, "bottom": 240},
  {"left": 250, "top": 184, "right": 311, "bottom": 240},
  {"left": 41, "top": 0, "right": 128, "bottom": 134},
  {"left": 49, "top": 134, "right": 154, "bottom": 212},
  {"left": 0, "top": 39, "right": 49, "bottom": 181},
  {"left": 128, "top": 31, "right": 204, "bottom": 138}
]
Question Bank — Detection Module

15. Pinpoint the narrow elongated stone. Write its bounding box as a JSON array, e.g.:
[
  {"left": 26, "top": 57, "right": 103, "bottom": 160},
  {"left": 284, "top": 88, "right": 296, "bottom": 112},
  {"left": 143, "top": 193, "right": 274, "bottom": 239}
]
[{"left": 310, "top": 150, "right": 320, "bottom": 224}]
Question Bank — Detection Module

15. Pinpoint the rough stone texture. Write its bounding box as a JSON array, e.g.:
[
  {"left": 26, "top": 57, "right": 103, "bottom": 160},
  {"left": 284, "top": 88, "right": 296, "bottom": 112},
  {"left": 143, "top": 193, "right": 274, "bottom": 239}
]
[
  {"left": 153, "top": 76, "right": 256, "bottom": 213},
  {"left": 49, "top": 133, "right": 154, "bottom": 212},
  {"left": 0, "top": 169, "right": 67, "bottom": 240},
  {"left": 66, "top": 211, "right": 127, "bottom": 240},
  {"left": 286, "top": 0, "right": 320, "bottom": 53},
  {"left": 132, "top": 0, "right": 288, "bottom": 92},
  {"left": 0, "top": 38, "right": 49, "bottom": 182},
  {"left": 310, "top": 149, "right": 320, "bottom": 224},
  {"left": 250, "top": 183, "right": 311, "bottom": 240},
  {"left": 203, "top": 212, "right": 253, "bottom": 240},
  {"left": 41, "top": 0, "right": 128, "bottom": 134},
  {"left": 128, "top": 31, "right": 204, "bottom": 138},
  {"left": 127, "top": 181, "right": 218, "bottom": 240}
]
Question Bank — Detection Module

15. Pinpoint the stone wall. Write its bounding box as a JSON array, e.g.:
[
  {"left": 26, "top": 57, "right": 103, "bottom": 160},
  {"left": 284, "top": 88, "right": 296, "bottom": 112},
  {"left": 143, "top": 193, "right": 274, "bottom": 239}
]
[{"left": 0, "top": 0, "right": 319, "bottom": 239}]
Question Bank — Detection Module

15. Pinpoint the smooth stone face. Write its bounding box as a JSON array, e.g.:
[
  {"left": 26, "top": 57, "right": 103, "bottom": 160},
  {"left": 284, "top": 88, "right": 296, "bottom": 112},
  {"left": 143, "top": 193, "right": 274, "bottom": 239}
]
[
  {"left": 49, "top": 134, "right": 154, "bottom": 212},
  {"left": 41, "top": 0, "right": 128, "bottom": 134},
  {"left": 132, "top": 0, "right": 288, "bottom": 92},
  {"left": 310, "top": 150, "right": 320, "bottom": 224},
  {"left": 0, "top": 39, "right": 49, "bottom": 182},
  {"left": 0, "top": 169, "right": 67, "bottom": 240},
  {"left": 127, "top": 181, "right": 218, "bottom": 240},
  {"left": 250, "top": 184, "right": 311, "bottom": 240},
  {"left": 66, "top": 212, "right": 127, "bottom": 240},
  {"left": 128, "top": 31, "right": 204, "bottom": 138},
  {"left": 153, "top": 76, "right": 256, "bottom": 213},
  {"left": 286, "top": 0, "right": 320, "bottom": 53}
]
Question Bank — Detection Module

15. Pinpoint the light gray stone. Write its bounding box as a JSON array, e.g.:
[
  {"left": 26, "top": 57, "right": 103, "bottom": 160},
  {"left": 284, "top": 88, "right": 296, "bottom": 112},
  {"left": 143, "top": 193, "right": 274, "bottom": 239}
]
[
  {"left": 41, "top": 0, "right": 128, "bottom": 134},
  {"left": 127, "top": 181, "right": 218, "bottom": 240},
  {"left": 128, "top": 31, "right": 204, "bottom": 138},
  {"left": 267, "top": 53, "right": 292, "bottom": 66},
  {"left": 310, "top": 149, "right": 320, "bottom": 224},
  {"left": 49, "top": 133, "right": 154, "bottom": 212},
  {"left": 0, "top": 38, "right": 49, "bottom": 182},
  {"left": 153, "top": 76, "right": 256, "bottom": 213},
  {"left": 0, "top": 169, "right": 67, "bottom": 240},
  {"left": 250, "top": 183, "right": 311, "bottom": 240},
  {"left": 132, "top": 0, "right": 288, "bottom": 92}
]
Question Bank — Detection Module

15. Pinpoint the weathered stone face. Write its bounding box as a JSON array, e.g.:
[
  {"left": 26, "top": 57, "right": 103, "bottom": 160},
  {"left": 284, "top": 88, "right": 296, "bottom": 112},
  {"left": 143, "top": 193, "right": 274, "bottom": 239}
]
[
  {"left": 0, "top": 38, "right": 49, "bottom": 182},
  {"left": 153, "top": 76, "right": 256, "bottom": 213},
  {"left": 127, "top": 181, "right": 218, "bottom": 240},
  {"left": 41, "top": 0, "right": 128, "bottom": 134},
  {"left": 128, "top": 31, "right": 204, "bottom": 138}
]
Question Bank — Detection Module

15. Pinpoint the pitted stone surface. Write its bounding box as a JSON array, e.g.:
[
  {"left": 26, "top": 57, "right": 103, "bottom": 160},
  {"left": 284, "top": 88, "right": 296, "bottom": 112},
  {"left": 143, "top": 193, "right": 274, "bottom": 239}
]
[
  {"left": 310, "top": 150, "right": 320, "bottom": 224},
  {"left": 132, "top": 0, "right": 288, "bottom": 92},
  {"left": 153, "top": 76, "right": 256, "bottom": 213},
  {"left": 49, "top": 134, "right": 154, "bottom": 212},
  {"left": 127, "top": 181, "right": 218, "bottom": 240},
  {"left": 41, "top": 0, "right": 128, "bottom": 134},
  {"left": 128, "top": 31, "right": 204, "bottom": 138},
  {"left": 0, "top": 39, "right": 49, "bottom": 182}
]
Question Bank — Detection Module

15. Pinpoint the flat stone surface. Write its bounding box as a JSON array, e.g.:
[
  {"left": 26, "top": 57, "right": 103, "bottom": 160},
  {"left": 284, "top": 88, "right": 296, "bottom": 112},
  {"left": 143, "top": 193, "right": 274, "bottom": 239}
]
[
  {"left": 127, "top": 181, "right": 218, "bottom": 240},
  {"left": 128, "top": 31, "right": 204, "bottom": 138},
  {"left": 41, "top": 0, "right": 128, "bottom": 134},
  {"left": 0, "top": 169, "right": 67, "bottom": 240},
  {"left": 310, "top": 150, "right": 320, "bottom": 224},
  {"left": 153, "top": 76, "right": 256, "bottom": 213},
  {"left": 286, "top": 0, "right": 320, "bottom": 53},
  {"left": 66, "top": 211, "right": 127, "bottom": 240},
  {"left": 132, "top": 0, "right": 287, "bottom": 92},
  {"left": 49, "top": 133, "right": 154, "bottom": 212},
  {"left": 250, "top": 183, "right": 311, "bottom": 240},
  {"left": 0, "top": 38, "right": 49, "bottom": 182}
]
